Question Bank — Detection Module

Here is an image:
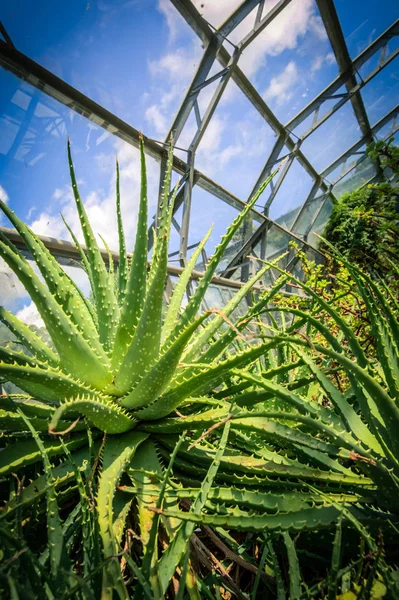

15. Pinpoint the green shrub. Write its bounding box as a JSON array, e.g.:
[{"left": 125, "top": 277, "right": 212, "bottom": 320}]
[{"left": 322, "top": 182, "right": 399, "bottom": 278}]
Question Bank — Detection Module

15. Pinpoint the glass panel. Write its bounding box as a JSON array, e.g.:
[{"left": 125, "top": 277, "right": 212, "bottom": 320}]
[
  {"left": 193, "top": 80, "right": 278, "bottom": 200},
  {"left": 306, "top": 198, "right": 334, "bottom": 247},
  {"left": 268, "top": 158, "right": 314, "bottom": 225},
  {"left": 188, "top": 187, "right": 240, "bottom": 269},
  {"left": 332, "top": 156, "right": 376, "bottom": 198},
  {"left": 291, "top": 192, "right": 327, "bottom": 239},
  {"left": 336, "top": 0, "right": 399, "bottom": 58},
  {"left": 325, "top": 144, "right": 367, "bottom": 184},
  {"left": 264, "top": 223, "right": 294, "bottom": 261},
  {"left": 291, "top": 84, "right": 348, "bottom": 140},
  {"left": 360, "top": 60, "right": 399, "bottom": 125},
  {"left": 300, "top": 101, "right": 361, "bottom": 172},
  {"left": 375, "top": 119, "right": 399, "bottom": 141},
  {"left": 356, "top": 35, "right": 399, "bottom": 83},
  {"left": 0, "top": 69, "right": 160, "bottom": 257}
]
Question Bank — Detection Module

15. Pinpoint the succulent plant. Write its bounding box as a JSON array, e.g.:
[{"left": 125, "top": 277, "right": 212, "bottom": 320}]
[{"left": 0, "top": 140, "right": 398, "bottom": 599}]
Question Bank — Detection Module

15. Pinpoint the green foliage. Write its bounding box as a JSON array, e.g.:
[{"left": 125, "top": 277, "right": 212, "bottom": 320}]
[
  {"left": 367, "top": 137, "right": 399, "bottom": 180},
  {"left": 322, "top": 137, "right": 399, "bottom": 279},
  {"left": 322, "top": 182, "right": 399, "bottom": 277},
  {"left": 0, "top": 142, "right": 398, "bottom": 598}
]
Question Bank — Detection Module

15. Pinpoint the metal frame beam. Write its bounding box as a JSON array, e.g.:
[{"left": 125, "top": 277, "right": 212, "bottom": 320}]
[
  {"left": 321, "top": 105, "right": 399, "bottom": 179},
  {"left": 0, "top": 226, "right": 264, "bottom": 292},
  {"left": 286, "top": 19, "right": 399, "bottom": 134},
  {"left": 316, "top": 0, "right": 373, "bottom": 142},
  {"left": 222, "top": 99, "right": 399, "bottom": 278},
  {"left": 330, "top": 119, "right": 399, "bottom": 189}
]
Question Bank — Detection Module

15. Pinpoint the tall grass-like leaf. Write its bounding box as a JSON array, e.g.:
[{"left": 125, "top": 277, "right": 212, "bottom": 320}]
[
  {"left": 282, "top": 532, "right": 302, "bottom": 599},
  {"left": 67, "top": 140, "right": 119, "bottom": 353},
  {"left": 138, "top": 431, "right": 187, "bottom": 599},
  {"left": 0, "top": 233, "right": 111, "bottom": 389},
  {"left": 17, "top": 410, "right": 69, "bottom": 582},
  {"left": 115, "top": 157, "right": 128, "bottom": 306},
  {"left": 114, "top": 178, "right": 178, "bottom": 393},
  {"left": 161, "top": 224, "right": 213, "bottom": 343},
  {"left": 97, "top": 431, "right": 148, "bottom": 599},
  {"left": 112, "top": 139, "right": 148, "bottom": 368},
  {"left": 121, "top": 313, "right": 209, "bottom": 409},
  {"left": 156, "top": 418, "right": 232, "bottom": 596},
  {"left": 0, "top": 306, "right": 59, "bottom": 367},
  {"left": 0, "top": 199, "right": 99, "bottom": 348},
  {"left": 328, "top": 513, "right": 343, "bottom": 600}
]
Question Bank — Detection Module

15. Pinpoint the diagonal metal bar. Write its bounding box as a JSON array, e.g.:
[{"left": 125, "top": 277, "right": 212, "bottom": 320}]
[
  {"left": 289, "top": 179, "right": 323, "bottom": 234},
  {"left": 165, "top": 39, "right": 220, "bottom": 144},
  {"left": 239, "top": 0, "right": 292, "bottom": 51},
  {"left": 263, "top": 144, "right": 299, "bottom": 214},
  {"left": 286, "top": 19, "right": 399, "bottom": 134},
  {"left": 330, "top": 120, "right": 399, "bottom": 188},
  {"left": 0, "top": 226, "right": 265, "bottom": 292},
  {"left": 166, "top": 0, "right": 302, "bottom": 266},
  {"left": 290, "top": 105, "right": 399, "bottom": 241},
  {"left": 179, "top": 149, "right": 195, "bottom": 261},
  {"left": 169, "top": 1, "right": 398, "bottom": 280},
  {"left": 0, "top": 21, "right": 15, "bottom": 47},
  {"left": 316, "top": 0, "right": 373, "bottom": 142},
  {"left": 321, "top": 105, "right": 399, "bottom": 179},
  {"left": 297, "top": 45, "right": 399, "bottom": 143},
  {"left": 217, "top": 0, "right": 262, "bottom": 38},
  {"left": 191, "top": 67, "right": 230, "bottom": 95},
  {"left": 303, "top": 112, "right": 399, "bottom": 246},
  {"left": 255, "top": 1, "right": 265, "bottom": 25},
  {"left": 247, "top": 134, "right": 287, "bottom": 203}
]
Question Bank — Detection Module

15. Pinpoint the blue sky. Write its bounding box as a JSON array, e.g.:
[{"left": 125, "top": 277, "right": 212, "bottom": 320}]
[{"left": 0, "top": 0, "right": 398, "bottom": 323}]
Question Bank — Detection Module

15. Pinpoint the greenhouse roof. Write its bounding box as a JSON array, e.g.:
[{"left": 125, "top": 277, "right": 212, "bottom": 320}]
[{"left": 0, "top": 0, "right": 398, "bottom": 322}]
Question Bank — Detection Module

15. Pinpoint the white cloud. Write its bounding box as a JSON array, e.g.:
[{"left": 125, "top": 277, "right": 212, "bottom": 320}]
[
  {"left": 190, "top": 0, "right": 243, "bottom": 28},
  {"left": 197, "top": 116, "right": 224, "bottom": 152},
  {"left": 326, "top": 52, "right": 335, "bottom": 65},
  {"left": 145, "top": 105, "right": 168, "bottom": 135},
  {"left": 0, "top": 185, "right": 9, "bottom": 204},
  {"left": 311, "top": 52, "right": 336, "bottom": 73},
  {"left": 157, "top": 0, "right": 186, "bottom": 42},
  {"left": 218, "top": 144, "right": 243, "bottom": 168},
  {"left": 0, "top": 185, "right": 9, "bottom": 225},
  {"left": 16, "top": 302, "right": 44, "bottom": 329},
  {"left": 311, "top": 55, "right": 324, "bottom": 73},
  {"left": 309, "top": 15, "right": 328, "bottom": 40},
  {"left": 149, "top": 49, "right": 195, "bottom": 80},
  {"left": 263, "top": 61, "right": 299, "bottom": 106},
  {"left": 0, "top": 258, "right": 27, "bottom": 308},
  {"left": 186, "top": 0, "right": 318, "bottom": 79},
  {"left": 149, "top": 0, "right": 322, "bottom": 157}
]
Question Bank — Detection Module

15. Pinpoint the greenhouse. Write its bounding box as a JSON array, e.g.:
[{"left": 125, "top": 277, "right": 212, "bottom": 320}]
[{"left": 0, "top": 0, "right": 398, "bottom": 598}]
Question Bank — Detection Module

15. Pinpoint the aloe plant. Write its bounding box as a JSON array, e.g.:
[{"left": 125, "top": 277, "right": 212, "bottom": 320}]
[
  {"left": 1, "top": 140, "right": 398, "bottom": 599},
  {"left": 0, "top": 139, "right": 284, "bottom": 597}
]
